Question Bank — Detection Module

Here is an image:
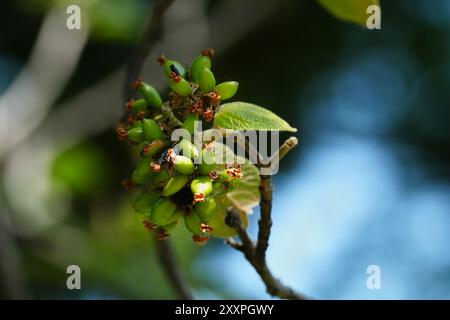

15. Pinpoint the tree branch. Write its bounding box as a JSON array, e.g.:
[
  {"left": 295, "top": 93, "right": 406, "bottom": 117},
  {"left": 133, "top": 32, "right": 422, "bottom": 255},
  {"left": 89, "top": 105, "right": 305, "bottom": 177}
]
[
  {"left": 226, "top": 136, "right": 308, "bottom": 300},
  {"left": 154, "top": 238, "right": 193, "bottom": 300},
  {"left": 124, "top": 0, "right": 175, "bottom": 103},
  {"left": 122, "top": 0, "right": 193, "bottom": 300}
]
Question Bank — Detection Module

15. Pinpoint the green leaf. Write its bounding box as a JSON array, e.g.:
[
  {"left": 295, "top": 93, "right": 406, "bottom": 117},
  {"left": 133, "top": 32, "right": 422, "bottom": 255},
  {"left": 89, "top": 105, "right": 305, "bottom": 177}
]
[
  {"left": 316, "top": 0, "right": 380, "bottom": 26},
  {"left": 207, "top": 143, "right": 261, "bottom": 238},
  {"left": 214, "top": 102, "right": 297, "bottom": 132}
]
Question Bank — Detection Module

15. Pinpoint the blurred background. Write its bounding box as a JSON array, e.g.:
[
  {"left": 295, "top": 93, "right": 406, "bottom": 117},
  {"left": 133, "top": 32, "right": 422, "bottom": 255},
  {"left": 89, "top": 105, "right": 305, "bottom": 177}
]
[{"left": 0, "top": 0, "right": 449, "bottom": 299}]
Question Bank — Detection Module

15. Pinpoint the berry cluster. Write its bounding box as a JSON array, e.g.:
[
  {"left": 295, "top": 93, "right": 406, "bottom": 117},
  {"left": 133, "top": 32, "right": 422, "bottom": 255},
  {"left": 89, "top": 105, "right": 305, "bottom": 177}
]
[{"left": 118, "top": 49, "right": 243, "bottom": 245}]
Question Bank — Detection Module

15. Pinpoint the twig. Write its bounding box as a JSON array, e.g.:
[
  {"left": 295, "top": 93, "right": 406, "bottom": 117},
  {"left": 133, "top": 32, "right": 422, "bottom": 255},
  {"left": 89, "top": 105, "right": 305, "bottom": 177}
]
[
  {"left": 226, "top": 136, "right": 308, "bottom": 299},
  {"left": 124, "top": 0, "right": 175, "bottom": 103},
  {"left": 154, "top": 238, "right": 194, "bottom": 300},
  {"left": 226, "top": 209, "right": 308, "bottom": 300},
  {"left": 122, "top": 0, "right": 193, "bottom": 300},
  {"left": 256, "top": 137, "right": 298, "bottom": 260}
]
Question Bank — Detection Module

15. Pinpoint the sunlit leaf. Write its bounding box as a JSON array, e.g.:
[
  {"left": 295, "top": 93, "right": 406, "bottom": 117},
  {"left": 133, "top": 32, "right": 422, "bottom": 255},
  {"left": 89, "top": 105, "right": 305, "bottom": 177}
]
[
  {"left": 316, "top": 0, "right": 380, "bottom": 26},
  {"left": 214, "top": 102, "right": 297, "bottom": 132}
]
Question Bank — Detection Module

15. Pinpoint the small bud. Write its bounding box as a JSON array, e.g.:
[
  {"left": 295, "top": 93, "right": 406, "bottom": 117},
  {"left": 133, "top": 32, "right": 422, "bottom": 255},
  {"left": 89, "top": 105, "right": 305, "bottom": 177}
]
[
  {"left": 193, "top": 192, "right": 205, "bottom": 203},
  {"left": 158, "top": 229, "right": 170, "bottom": 240},
  {"left": 203, "top": 108, "right": 214, "bottom": 122},
  {"left": 151, "top": 162, "right": 161, "bottom": 173},
  {"left": 121, "top": 178, "right": 134, "bottom": 191},
  {"left": 201, "top": 48, "right": 215, "bottom": 58},
  {"left": 117, "top": 124, "right": 128, "bottom": 141},
  {"left": 142, "top": 220, "right": 156, "bottom": 232},
  {"left": 200, "top": 222, "right": 213, "bottom": 233},
  {"left": 192, "top": 235, "right": 209, "bottom": 246}
]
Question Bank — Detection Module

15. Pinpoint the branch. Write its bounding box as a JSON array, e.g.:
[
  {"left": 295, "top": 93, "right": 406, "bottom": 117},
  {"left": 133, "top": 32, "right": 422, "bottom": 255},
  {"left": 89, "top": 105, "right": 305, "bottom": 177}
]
[
  {"left": 154, "top": 238, "right": 194, "bottom": 300},
  {"left": 226, "top": 136, "right": 308, "bottom": 300},
  {"left": 226, "top": 209, "right": 308, "bottom": 300},
  {"left": 122, "top": 0, "right": 193, "bottom": 300},
  {"left": 123, "top": 0, "right": 175, "bottom": 103}
]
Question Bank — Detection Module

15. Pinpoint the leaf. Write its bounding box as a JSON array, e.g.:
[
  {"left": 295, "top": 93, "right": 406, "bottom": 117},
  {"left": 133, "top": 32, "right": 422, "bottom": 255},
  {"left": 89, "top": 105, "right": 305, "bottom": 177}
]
[
  {"left": 316, "top": 0, "right": 380, "bottom": 26},
  {"left": 214, "top": 102, "right": 297, "bottom": 132},
  {"left": 209, "top": 196, "right": 249, "bottom": 238},
  {"left": 208, "top": 143, "right": 261, "bottom": 238}
]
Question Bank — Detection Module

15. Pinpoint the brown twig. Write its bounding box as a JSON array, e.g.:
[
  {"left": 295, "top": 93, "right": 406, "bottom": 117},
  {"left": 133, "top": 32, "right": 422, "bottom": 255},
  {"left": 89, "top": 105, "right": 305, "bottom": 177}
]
[
  {"left": 226, "top": 136, "right": 308, "bottom": 299},
  {"left": 124, "top": 0, "right": 175, "bottom": 103},
  {"left": 154, "top": 238, "right": 194, "bottom": 300},
  {"left": 226, "top": 209, "right": 308, "bottom": 300},
  {"left": 122, "top": 0, "right": 193, "bottom": 300}
]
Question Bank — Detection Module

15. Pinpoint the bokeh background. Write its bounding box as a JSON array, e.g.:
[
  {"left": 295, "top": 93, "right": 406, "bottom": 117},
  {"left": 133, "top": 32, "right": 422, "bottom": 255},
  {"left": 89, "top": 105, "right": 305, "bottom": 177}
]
[{"left": 1, "top": 0, "right": 449, "bottom": 299}]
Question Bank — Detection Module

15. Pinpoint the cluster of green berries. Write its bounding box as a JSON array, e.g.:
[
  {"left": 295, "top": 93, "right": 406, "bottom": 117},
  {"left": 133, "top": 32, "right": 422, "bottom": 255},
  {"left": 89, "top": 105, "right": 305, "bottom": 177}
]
[{"left": 118, "top": 49, "right": 243, "bottom": 245}]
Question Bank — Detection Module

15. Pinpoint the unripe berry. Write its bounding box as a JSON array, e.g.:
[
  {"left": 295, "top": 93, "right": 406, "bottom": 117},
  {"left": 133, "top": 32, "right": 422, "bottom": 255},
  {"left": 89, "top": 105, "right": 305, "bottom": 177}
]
[
  {"left": 182, "top": 113, "right": 199, "bottom": 135},
  {"left": 132, "top": 157, "right": 155, "bottom": 184},
  {"left": 139, "top": 82, "right": 163, "bottom": 108},
  {"left": 151, "top": 198, "right": 177, "bottom": 226},
  {"left": 215, "top": 81, "right": 239, "bottom": 100},
  {"left": 162, "top": 59, "right": 186, "bottom": 79},
  {"left": 170, "top": 78, "right": 192, "bottom": 96},
  {"left": 191, "top": 176, "right": 213, "bottom": 199},
  {"left": 174, "top": 155, "right": 195, "bottom": 175},
  {"left": 133, "top": 192, "right": 160, "bottom": 215},
  {"left": 197, "top": 67, "right": 216, "bottom": 93},
  {"left": 127, "top": 98, "right": 147, "bottom": 112},
  {"left": 198, "top": 147, "right": 224, "bottom": 175},
  {"left": 154, "top": 168, "right": 171, "bottom": 186},
  {"left": 142, "top": 119, "right": 165, "bottom": 142},
  {"left": 190, "top": 55, "right": 211, "bottom": 82},
  {"left": 127, "top": 126, "right": 143, "bottom": 143},
  {"left": 174, "top": 139, "right": 199, "bottom": 159},
  {"left": 184, "top": 212, "right": 206, "bottom": 236},
  {"left": 195, "top": 198, "right": 217, "bottom": 223},
  {"left": 162, "top": 174, "right": 189, "bottom": 196},
  {"left": 142, "top": 139, "right": 165, "bottom": 157}
]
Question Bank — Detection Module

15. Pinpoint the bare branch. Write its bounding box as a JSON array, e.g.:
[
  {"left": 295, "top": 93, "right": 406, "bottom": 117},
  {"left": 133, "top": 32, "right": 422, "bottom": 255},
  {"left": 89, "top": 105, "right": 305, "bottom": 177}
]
[
  {"left": 225, "top": 137, "right": 307, "bottom": 299},
  {"left": 123, "top": 0, "right": 175, "bottom": 104},
  {"left": 122, "top": 0, "right": 194, "bottom": 300},
  {"left": 154, "top": 237, "right": 194, "bottom": 300},
  {"left": 225, "top": 209, "right": 308, "bottom": 300}
]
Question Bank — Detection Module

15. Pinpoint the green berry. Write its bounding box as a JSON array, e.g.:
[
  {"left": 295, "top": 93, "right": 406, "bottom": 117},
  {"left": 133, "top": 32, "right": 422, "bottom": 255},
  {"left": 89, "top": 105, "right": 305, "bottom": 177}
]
[
  {"left": 170, "top": 78, "right": 192, "bottom": 96},
  {"left": 163, "top": 60, "right": 186, "bottom": 79},
  {"left": 182, "top": 113, "right": 199, "bottom": 135},
  {"left": 162, "top": 174, "right": 189, "bottom": 196},
  {"left": 175, "top": 139, "right": 199, "bottom": 159},
  {"left": 133, "top": 192, "right": 160, "bottom": 215},
  {"left": 184, "top": 212, "right": 205, "bottom": 236},
  {"left": 160, "top": 219, "right": 180, "bottom": 233},
  {"left": 190, "top": 55, "right": 211, "bottom": 82},
  {"left": 167, "top": 210, "right": 183, "bottom": 225},
  {"left": 195, "top": 198, "right": 217, "bottom": 222},
  {"left": 151, "top": 198, "right": 177, "bottom": 226},
  {"left": 131, "top": 157, "right": 155, "bottom": 184},
  {"left": 215, "top": 81, "right": 239, "bottom": 100},
  {"left": 142, "top": 139, "right": 165, "bottom": 157},
  {"left": 127, "top": 126, "right": 143, "bottom": 143},
  {"left": 198, "top": 147, "right": 223, "bottom": 175},
  {"left": 154, "top": 168, "right": 171, "bottom": 186},
  {"left": 139, "top": 82, "right": 162, "bottom": 108},
  {"left": 129, "top": 98, "right": 148, "bottom": 112},
  {"left": 191, "top": 176, "right": 213, "bottom": 196},
  {"left": 197, "top": 67, "right": 216, "bottom": 93},
  {"left": 174, "top": 155, "right": 195, "bottom": 175},
  {"left": 142, "top": 119, "right": 164, "bottom": 142}
]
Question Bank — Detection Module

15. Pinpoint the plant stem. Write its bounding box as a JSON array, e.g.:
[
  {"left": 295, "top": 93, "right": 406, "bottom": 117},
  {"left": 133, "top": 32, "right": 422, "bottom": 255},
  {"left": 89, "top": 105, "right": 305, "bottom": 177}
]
[{"left": 226, "top": 136, "right": 309, "bottom": 300}]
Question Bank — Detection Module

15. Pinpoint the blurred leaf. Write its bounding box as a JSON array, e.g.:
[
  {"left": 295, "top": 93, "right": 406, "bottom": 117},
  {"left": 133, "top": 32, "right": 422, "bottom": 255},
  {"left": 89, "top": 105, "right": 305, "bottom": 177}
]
[
  {"left": 214, "top": 102, "right": 297, "bottom": 132},
  {"left": 17, "top": 0, "right": 148, "bottom": 43},
  {"left": 316, "top": 0, "right": 380, "bottom": 26},
  {"left": 51, "top": 142, "right": 110, "bottom": 196}
]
